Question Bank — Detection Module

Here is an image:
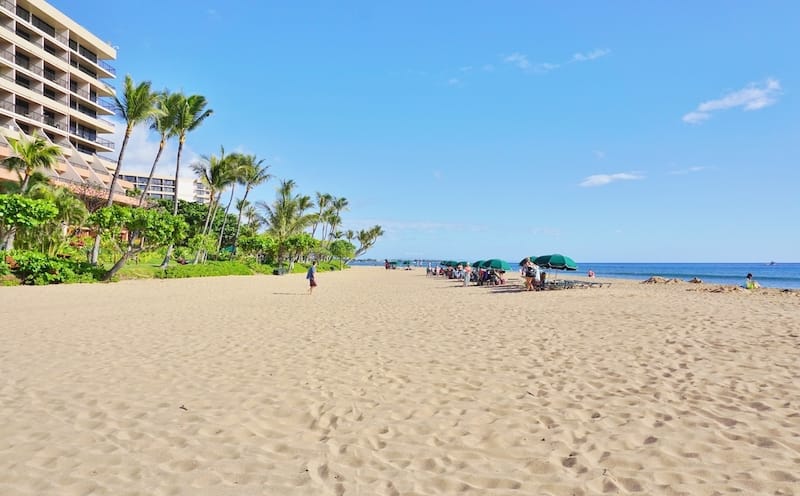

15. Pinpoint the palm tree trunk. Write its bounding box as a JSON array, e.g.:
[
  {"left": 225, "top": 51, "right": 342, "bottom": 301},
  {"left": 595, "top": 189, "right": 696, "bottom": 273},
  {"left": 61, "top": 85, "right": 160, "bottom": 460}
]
[
  {"left": 138, "top": 139, "right": 166, "bottom": 207},
  {"left": 1, "top": 228, "right": 16, "bottom": 251},
  {"left": 215, "top": 185, "right": 236, "bottom": 253},
  {"left": 90, "top": 232, "right": 101, "bottom": 265},
  {"left": 106, "top": 129, "right": 132, "bottom": 207},
  {"left": 161, "top": 138, "right": 185, "bottom": 268},
  {"left": 232, "top": 187, "right": 251, "bottom": 255}
]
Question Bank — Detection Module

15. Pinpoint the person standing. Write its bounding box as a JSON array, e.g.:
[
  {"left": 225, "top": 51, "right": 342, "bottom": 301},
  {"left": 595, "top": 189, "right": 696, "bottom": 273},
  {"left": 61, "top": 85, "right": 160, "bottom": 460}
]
[{"left": 306, "top": 261, "right": 318, "bottom": 294}]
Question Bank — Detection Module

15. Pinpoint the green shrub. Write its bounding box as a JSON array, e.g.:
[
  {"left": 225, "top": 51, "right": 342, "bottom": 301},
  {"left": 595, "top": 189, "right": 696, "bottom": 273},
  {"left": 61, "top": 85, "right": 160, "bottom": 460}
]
[
  {"left": 5, "top": 250, "right": 101, "bottom": 285},
  {"left": 158, "top": 261, "right": 256, "bottom": 279},
  {"left": 0, "top": 254, "right": 9, "bottom": 276}
]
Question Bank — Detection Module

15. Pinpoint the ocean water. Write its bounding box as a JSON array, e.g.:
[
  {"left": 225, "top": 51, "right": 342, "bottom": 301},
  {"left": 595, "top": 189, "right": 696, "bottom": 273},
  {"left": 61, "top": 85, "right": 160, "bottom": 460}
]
[{"left": 354, "top": 260, "right": 800, "bottom": 289}]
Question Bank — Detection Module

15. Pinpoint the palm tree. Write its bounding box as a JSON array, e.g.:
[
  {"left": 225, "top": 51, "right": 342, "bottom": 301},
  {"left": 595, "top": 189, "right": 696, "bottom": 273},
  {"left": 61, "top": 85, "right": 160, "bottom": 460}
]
[
  {"left": 215, "top": 153, "right": 248, "bottom": 253},
  {"left": 190, "top": 147, "right": 234, "bottom": 263},
  {"left": 106, "top": 74, "right": 160, "bottom": 207},
  {"left": 232, "top": 154, "right": 271, "bottom": 253},
  {"left": 311, "top": 192, "right": 332, "bottom": 239},
  {"left": 191, "top": 146, "right": 229, "bottom": 238},
  {"left": 161, "top": 93, "right": 213, "bottom": 267},
  {"left": 3, "top": 132, "right": 61, "bottom": 193},
  {"left": 138, "top": 91, "right": 180, "bottom": 207},
  {"left": 327, "top": 196, "right": 349, "bottom": 241},
  {"left": 256, "top": 179, "right": 314, "bottom": 266}
]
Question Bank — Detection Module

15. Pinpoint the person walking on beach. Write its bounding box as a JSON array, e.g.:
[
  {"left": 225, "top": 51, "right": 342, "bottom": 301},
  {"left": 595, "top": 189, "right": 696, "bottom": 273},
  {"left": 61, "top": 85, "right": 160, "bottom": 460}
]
[{"left": 306, "top": 261, "right": 318, "bottom": 294}]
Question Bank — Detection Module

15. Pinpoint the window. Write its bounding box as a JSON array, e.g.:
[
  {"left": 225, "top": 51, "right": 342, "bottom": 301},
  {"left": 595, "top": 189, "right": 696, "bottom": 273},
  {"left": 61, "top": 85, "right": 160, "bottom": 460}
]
[
  {"left": 15, "top": 75, "right": 31, "bottom": 89},
  {"left": 69, "top": 39, "right": 78, "bottom": 51},
  {"left": 15, "top": 28, "right": 31, "bottom": 41},
  {"left": 32, "top": 15, "right": 56, "bottom": 37},
  {"left": 43, "top": 88, "right": 56, "bottom": 100},
  {"left": 16, "top": 53, "right": 30, "bottom": 69},
  {"left": 15, "top": 6, "right": 30, "bottom": 21}
]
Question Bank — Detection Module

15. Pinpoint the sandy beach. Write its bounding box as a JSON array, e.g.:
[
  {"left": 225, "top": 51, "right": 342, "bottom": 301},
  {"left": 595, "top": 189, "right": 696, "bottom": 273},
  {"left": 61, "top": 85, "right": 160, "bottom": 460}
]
[{"left": 1, "top": 267, "right": 798, "bottom": 495}]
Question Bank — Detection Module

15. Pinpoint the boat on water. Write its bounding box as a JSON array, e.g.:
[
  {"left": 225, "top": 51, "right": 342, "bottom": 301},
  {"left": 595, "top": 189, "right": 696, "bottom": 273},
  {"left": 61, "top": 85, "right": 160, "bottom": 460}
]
[{"left": 768, "top": 261, "right": 777, "bottom": 266}]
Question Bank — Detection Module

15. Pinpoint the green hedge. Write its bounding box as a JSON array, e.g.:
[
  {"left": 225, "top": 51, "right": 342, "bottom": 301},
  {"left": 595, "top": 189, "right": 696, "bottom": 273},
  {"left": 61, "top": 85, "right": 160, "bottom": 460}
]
[
  {"left": 2, "top": 250, "right": 102, "bottom": 285},
  {"left": 158, "top": 261, "right": 261, "bottom": 279}
]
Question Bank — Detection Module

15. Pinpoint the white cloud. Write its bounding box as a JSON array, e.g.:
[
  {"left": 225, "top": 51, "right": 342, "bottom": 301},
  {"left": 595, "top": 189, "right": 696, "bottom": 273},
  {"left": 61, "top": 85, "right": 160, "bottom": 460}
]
[
  {"left": 669, "top": 166, "right": 706, "bottom": 175},
  {"left": 572, "top": 49, "right": 610, "bottom": 62},
  {"left": 447, "top": 78, "right": 460, "bottom": 86},
  {"left": 593, "top": 150, "right": 606, "bottom": 159},
  {"left": 682, "top": 79, "right": 781, "bottom": 124},
  {"left": 459, "top": 66, "right": 473, "bottom": 72},
  {"left": 579, "top": 172, "right": 644, "bottom": 187},
  {"left": 534, "top": 62, "right": 560, "bottom": 73},
  {"left": 504, "top": 52, "right": 530, "bottom": 70}
]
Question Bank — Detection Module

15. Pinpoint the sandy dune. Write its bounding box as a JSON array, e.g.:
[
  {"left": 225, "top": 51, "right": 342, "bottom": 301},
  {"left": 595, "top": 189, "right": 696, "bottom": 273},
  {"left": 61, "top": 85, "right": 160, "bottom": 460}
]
[{"left": 1, "top": 267, "right": 798, "bottom": 495}]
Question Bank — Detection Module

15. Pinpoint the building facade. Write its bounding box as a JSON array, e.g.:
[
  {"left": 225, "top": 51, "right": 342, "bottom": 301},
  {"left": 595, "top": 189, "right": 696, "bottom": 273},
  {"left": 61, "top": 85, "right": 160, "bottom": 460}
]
[
  {"left": 0, "top": 0, "right": 135, "bottom": 204},
  {"left": 119, "top": 173, "right": 177, "bottom": 201},
  {"left": 192, "top": 177, "right": 211, "bottom": 204}
]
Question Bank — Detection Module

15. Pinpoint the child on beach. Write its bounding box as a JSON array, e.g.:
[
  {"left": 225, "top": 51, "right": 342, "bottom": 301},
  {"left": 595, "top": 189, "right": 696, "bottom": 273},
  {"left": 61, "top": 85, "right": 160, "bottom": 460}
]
[
  {"left": 306, "top": 261, "right": 318, "bottom": 294},
  {"left": 745, "top": 273, "right": 760, "bottom": 289}
]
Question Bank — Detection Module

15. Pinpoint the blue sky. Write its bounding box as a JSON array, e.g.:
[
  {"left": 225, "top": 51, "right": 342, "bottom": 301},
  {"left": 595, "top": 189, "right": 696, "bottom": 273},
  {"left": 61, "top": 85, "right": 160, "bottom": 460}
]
[{"left": 53, "top": 1, "right": 799, "bottom": 262}]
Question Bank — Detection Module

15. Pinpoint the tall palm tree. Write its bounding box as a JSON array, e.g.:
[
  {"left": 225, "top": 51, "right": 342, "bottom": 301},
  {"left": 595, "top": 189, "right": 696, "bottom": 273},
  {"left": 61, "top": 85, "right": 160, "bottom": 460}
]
[
  {"left": 327, "top": 196, "right": 349, "bottom": 241},
  {"left": 215, "top": 153, "right": 247, "bottom": 253},
  {"left": 106, "top": 74, "right": 160, "bottom": 207},
  {"left": 168, "top": 93, "right": 213, "bottom": 216},
  {"left": 3, "top": 131, "right": 61, "bottom": 193},
  {"left": 191, "top": 146, "right": 229, "bottom": 238},
  {"left": 311, "top": 192, "right": 332, "bottom": 239},
  {"left": 138, "top": 91, "right": 180, "bottom": 207},
  {"left": 161, "top": 93, "right": 213, "bottom": 267},
  {"left": 232, "top": 154, "right": 271, "bottom": 253},
  {"left": 256, "top": 179, "right": 314, "bottom": 265}
]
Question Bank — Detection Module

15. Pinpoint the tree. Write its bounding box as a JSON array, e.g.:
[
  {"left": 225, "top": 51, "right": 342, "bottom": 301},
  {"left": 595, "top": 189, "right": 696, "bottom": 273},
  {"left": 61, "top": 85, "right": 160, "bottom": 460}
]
[
  {"left": 89, "top": 205, "right": 188, "bottom": 280},
  {"left": 190, "top": 147, "right": 235, "bottom": 262},
  {"left": 161, "top": 93, "right": 213, "bottom": 267},
  {"left": 354, "top": 225, "right": 385, "bottom": 259},
  {"left": 232, "top": 155, "right": 271, "bottom": 254},
  {"left": 329, "top": 239, "right": 356, "bottom": 269},
  {"left": 23, "top": 185, "right": 88, "bottom": 256},
  {"left": 2, "top": 132, "right": 61, "bottom": 193},
  {"left": 256, "top": 179, "right": 314, "bottom": 266},
  {"left": 138, "top": 91, "right": 180, "bottom": 207},
  {"left": 311, "top": 192, "right": 332, "bottom": 239},
  {"left": 327, "top": 196, "right": 349, "bottom": 242},
  {"left": 0, "top": 194, "right": 58, "bottom": 251},
  {"left": 105, "top": 75, "right": 161, "bottom": 207}
]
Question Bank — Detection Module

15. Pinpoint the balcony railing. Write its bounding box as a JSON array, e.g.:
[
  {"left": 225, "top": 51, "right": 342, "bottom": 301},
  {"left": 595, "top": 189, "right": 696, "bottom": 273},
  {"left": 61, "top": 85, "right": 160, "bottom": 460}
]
[{"left": 68, "top": 125, "right": 114, "bottom": 149}]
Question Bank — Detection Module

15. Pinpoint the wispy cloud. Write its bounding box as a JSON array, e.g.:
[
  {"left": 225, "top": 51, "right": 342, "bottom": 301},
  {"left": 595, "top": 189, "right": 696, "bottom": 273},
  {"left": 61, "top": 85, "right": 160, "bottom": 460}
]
[
  {"left": 572, "top": 49, "right": 610, "bottom": 62},
  {"left": 579, "top": 172, "right": 644, "bottom": 187},
  {"left": 447, "top": 78, "right": 460, "bottom": 86},
  {"left": 593, "top": 150, "right": 606, "bottom": 160},
  {"left": 501, "top": 48, "right": 609, "bottom": 74},
  {"left": 669, "top": 166, "right": 706, "bottom": 175},
  {"left": 534, "top": 62, "right": 560, "bottom": 73},
  {"left": 503, "top": 52, "right": 530, "bottom": 70},
  {"left": 683, "top": 78, "right": 781, "bottom": 124}
]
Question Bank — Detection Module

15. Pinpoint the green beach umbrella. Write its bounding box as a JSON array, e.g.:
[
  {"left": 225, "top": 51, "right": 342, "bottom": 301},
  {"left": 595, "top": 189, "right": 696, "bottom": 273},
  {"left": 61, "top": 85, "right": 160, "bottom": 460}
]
[
  {"left": 473, "top": 260, "right": 484, "bottom": 269},
  {"left": 533, "top": 254, "right": 577, "bottom": 271},
  {"left": 481, "top": 259, "right": 513, "bottom": 271}
]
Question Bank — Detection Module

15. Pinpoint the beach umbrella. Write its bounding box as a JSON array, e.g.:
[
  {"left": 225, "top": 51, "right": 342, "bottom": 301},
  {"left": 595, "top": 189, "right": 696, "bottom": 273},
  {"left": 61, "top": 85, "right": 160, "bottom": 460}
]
[
  {"left": 473, "top": 260, "right": 484, "bottom": 269},
  {"left": 481, "top": 259, "right": 513, "bottom": 271},
  {"left": 533, "top": 254, "right": 577, "bottom": 271}
]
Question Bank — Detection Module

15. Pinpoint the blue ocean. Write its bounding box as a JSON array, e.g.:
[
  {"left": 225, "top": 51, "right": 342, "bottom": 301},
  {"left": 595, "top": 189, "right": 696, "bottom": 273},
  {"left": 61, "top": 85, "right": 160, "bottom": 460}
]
[{"left": 353, "top": 260, "right": 800, "bottom": 289}]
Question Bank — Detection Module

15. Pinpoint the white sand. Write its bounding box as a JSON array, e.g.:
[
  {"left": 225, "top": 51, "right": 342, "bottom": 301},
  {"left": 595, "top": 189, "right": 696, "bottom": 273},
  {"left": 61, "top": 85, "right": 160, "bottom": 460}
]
[{"left": 1, "top": 267, "right": 798, "bottom": 495}]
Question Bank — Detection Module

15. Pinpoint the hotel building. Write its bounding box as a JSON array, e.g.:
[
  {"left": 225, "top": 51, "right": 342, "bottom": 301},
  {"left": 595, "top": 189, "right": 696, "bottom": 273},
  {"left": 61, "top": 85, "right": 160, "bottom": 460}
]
[{"left": 0, "top": 0, "right": 135, "bottom": 204}]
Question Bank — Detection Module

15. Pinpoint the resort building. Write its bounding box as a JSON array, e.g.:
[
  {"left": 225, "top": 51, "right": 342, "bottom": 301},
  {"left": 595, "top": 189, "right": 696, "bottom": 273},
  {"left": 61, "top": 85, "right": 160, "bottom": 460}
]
[
  {"left": 192, "top": 177, "right": 211, "bottom": 204},
  {"left": 119, "top": 173, "right": 177, "bottom": 202},
  {"left": 0, "top": 0, "right": 135, "bottom": 205}
]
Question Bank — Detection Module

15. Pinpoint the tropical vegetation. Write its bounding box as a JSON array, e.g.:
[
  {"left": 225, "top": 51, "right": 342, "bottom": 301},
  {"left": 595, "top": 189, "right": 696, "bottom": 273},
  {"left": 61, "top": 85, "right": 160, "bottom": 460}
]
[{"left": 0, "top": 73, "right": 383, "bottom": 285}]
